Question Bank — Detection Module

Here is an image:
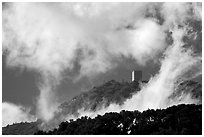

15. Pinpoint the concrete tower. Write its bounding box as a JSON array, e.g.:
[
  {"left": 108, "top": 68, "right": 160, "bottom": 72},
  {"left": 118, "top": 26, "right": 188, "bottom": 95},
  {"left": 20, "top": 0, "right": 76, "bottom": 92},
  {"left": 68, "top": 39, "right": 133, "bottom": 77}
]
[{"left": 132, "top": 70, "right": 142, "bottom": 82}]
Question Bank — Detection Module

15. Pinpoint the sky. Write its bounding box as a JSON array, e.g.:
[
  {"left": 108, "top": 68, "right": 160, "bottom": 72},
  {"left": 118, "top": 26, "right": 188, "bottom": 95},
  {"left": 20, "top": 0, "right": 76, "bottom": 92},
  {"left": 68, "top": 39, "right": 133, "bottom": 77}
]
[{"left": 2, "top": 2, "right": 202, "bottom": 127}]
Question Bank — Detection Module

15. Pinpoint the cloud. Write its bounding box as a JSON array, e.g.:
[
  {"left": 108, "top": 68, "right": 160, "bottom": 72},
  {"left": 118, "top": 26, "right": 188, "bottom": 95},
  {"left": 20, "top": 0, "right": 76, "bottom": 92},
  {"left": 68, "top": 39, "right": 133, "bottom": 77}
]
[
  {"left": 2, "top": 102, "right": 36, "bottom": 127},
  {"left": 2, "top": 2, "right": 167, "bottom": 122},
  {"left": 71, "top": 2, "right": 202, "bottom": 121},
  {"left": 2, "top": 2, "right": 202, "bottom": 125},
  {"left": 2, "top": 3, "right": 167, "bottom": 78},
  {"left": 161, "top": 2, "right": 202, "bottom": 28},
  {"left": 72, "top": 26, "right": 202, "bottom": 119},
  {"left": 122, "top": 28, "right": 202, "bottom": 111}
]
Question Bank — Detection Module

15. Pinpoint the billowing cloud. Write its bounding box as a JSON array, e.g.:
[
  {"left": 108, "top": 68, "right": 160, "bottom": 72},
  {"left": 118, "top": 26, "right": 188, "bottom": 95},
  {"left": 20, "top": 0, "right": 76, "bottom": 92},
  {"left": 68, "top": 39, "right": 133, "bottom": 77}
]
[
  {"left": 2, "top": 2, "right": 167, "bottom": 122},
  {"left": 65, "top": 2, "right": 202, "bottom": 122},
  {"left": 122, "top": 27, "right": 202, "bottom": 111},
  {"left": 2, "top": 102, "right": 36, "bottom": 127},
  {"left": 2, "top": 3, "right": 166, "bottom": 78},
  {"left": 71, "top": 26, "right": 202, "bottom": 119},
  {"left": 2, "top": 2, "right": 202, "bottom": 126}
]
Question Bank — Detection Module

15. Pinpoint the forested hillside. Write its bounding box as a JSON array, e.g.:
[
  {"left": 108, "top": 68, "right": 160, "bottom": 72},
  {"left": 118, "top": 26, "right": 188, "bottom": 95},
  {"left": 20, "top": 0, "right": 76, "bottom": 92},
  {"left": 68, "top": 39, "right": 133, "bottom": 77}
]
[
  {"left": 2, "top": 80, "right": 202, "bottom": 135},
  {"left": 35, "top": 104, "right": 202, "bottom": 135},
  {"left": 59, "top": 80, "right": 201, "bottom": 117},
  {"left": 59, "top": 80, "right": 145, "bottom": 116}
]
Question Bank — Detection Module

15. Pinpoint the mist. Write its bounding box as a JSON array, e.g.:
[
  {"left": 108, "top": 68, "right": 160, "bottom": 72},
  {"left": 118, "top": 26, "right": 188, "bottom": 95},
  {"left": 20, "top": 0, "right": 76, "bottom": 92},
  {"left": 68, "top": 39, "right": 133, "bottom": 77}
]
[
  {"left": 2, "top": 102, "right": 36, "bottom": 127},
  {"left": 2, "top": 2, "right": 201, "bottom": 127}
]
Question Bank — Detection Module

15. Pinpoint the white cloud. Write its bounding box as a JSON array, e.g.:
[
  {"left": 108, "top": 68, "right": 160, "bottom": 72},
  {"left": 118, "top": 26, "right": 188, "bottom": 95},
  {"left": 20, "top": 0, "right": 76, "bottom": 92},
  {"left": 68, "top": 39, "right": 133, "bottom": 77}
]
[
  {"left": 2, "top": 3, "right": 167, "bottom": 122},
  {"left": 2, "top": 102, "right": 36, "bottom": 127},
  {"left": 2, "top": 2, "right": 202, "bottom": 125},
  {"left": 74, "top": 2, "right": 202, "bottom": 120},
  {"left": 75, "top": 27, "right": 202, "bottom": 118},
  {"left": 122, "top": 28, "right": 202, "bottom": 111}
]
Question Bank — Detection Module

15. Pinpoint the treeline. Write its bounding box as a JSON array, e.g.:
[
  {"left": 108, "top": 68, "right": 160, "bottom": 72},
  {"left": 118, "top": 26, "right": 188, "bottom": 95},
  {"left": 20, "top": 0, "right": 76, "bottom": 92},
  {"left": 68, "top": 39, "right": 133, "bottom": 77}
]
[{"left": 35, "top": 104, "right": 202, "bottom": 135}]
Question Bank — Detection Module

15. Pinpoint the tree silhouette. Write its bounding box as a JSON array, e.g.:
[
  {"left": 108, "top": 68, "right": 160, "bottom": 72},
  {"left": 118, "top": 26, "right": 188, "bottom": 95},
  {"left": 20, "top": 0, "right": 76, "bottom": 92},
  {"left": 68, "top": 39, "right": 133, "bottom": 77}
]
[{"left": 35, "top": 104, "right": 202, "bottom": 135}]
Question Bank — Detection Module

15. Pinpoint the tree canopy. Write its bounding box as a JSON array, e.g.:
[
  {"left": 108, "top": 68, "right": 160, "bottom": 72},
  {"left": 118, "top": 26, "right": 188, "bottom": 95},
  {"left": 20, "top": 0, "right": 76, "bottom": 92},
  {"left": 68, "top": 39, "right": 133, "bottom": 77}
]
[{"left": 35, "top": 104, "right": 202, "bottom": 135}]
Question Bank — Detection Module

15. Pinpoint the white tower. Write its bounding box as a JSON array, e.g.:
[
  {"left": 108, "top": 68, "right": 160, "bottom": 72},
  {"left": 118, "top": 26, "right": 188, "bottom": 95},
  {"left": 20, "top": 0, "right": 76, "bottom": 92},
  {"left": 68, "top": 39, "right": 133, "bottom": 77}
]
[
  {"left": 131, "top": 70, "right": 142, "bottom": 82},
  {"left": 132, "top": 71, "right": 135, "bottom": 82}
]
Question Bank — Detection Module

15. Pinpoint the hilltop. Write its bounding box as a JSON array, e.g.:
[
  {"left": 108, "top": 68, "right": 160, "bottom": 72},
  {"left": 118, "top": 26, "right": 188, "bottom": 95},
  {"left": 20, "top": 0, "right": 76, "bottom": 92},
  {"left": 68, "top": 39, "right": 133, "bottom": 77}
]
[{"left": 2, "top": 79, "right": 202, "bottom": 135}]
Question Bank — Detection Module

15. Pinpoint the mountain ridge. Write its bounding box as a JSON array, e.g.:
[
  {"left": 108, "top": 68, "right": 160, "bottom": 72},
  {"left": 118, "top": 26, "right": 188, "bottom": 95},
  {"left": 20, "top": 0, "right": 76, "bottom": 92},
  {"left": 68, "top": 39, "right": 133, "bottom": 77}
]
[{"left": 2, "top": 79, "right": 202, "bottom": 135}]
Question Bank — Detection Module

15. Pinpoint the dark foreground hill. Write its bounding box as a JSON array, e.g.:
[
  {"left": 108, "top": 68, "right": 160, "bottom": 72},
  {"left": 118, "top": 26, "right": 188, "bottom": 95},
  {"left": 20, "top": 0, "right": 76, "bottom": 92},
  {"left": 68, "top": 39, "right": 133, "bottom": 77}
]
[
  {"left": 3, "top": 104, "right": 202, "bottom": 135},
  {"left": 35, "top": 104, "right": 202, "bottom": 135}
]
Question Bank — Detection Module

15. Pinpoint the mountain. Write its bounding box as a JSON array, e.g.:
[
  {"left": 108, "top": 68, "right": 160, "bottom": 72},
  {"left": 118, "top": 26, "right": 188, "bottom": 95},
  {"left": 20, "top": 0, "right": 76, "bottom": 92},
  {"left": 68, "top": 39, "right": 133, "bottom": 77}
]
[
  {"left": 58, "top": 80, "right": 201, "bottom": 117},
  {"left": 2, "top": 80, "right": 202, "bottom": 135},
  {"left": 59, "top": 80, "right": 145, "bottom": 117},
  {"left": 169, "top": 80, "right": 202, "bottom": 104}
]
